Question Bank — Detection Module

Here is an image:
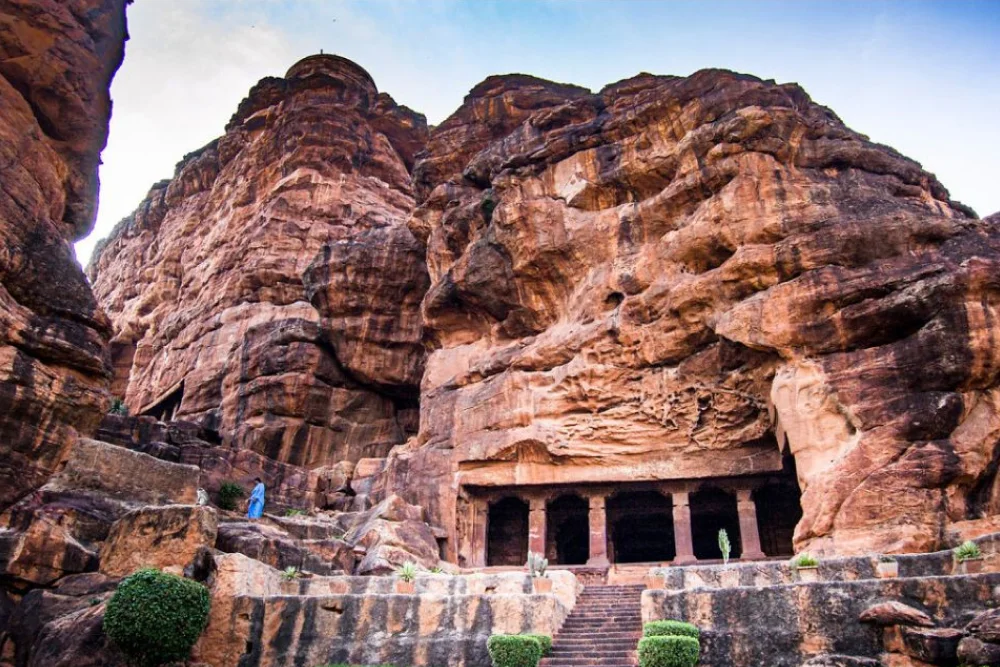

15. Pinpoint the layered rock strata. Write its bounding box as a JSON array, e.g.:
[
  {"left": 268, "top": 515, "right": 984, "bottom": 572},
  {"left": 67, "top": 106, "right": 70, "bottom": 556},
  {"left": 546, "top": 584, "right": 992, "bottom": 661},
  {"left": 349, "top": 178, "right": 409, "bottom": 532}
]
[
  {"left": 390, "top": 68, "right": 999, "bottom": 556},
  {"left": 0, "top": 0, "right": 127, "bottom": 511},
  {"left": 88, "top": 54, "right": 429, "bottom": 468}
]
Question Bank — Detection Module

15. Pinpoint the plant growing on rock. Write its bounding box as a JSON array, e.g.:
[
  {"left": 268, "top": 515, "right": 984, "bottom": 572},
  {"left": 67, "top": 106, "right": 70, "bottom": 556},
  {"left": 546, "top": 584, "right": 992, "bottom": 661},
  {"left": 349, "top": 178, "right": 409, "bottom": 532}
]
[
  {"left": 486, "top": 634, "right": 544, "bottom": 667},
  {"left": 791, "top": 552, "right": 819, "bottom": 569},
  {"left": 103, "top": 568, "right": 210, "bottom": 667},
  {"left": 108, "top": 397, "right": 129, "bottom": 416},
  {"left": 526, "top": 551, "right": 548, "bottom": 578},
  {"left": 282, "top": 566, "right": 301, "bottom": 581},
  {"left": 284, "top": 508, "right": 306, "bottom": 517},
  {"left": 396, "top": 561, "right": 418, "bottom": 583},
  {"left": 718, "top": 528, "right": 731, "bottom": 565},
  {"left": 954, "top": 540, "right": 982, "bottom": 562},
  {"left": 217, "top": 481, "right": 245, "bottom": 511}
]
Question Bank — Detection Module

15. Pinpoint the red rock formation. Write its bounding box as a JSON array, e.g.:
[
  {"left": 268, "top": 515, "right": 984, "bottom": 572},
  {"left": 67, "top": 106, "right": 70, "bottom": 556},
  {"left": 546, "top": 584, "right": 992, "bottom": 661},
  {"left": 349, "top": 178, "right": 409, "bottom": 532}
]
[
  {"left": 0, "top": 0, "right": 127, "bottom": 511},
  {"left": 88, "top": 54, "right": 429, "bottom": 468},
  {"left": 397, "top": 68, "right": 999, "bottom": 558}
]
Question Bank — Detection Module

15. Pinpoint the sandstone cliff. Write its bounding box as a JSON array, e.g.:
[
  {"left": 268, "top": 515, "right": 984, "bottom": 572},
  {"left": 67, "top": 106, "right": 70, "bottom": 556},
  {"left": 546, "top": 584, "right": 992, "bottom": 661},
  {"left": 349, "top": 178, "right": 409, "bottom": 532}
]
[
  {"left": 88, "top": 55, "right": 430, "bottom": 467},
  {"left": 387, "top": 68, "right": 999, "bottom": 556},
  {"left": 88, "top": 53, "right": 1000, "bottom": 558},
  {"left": 0, "top": 0, "right": 127, "bottom": 510}
]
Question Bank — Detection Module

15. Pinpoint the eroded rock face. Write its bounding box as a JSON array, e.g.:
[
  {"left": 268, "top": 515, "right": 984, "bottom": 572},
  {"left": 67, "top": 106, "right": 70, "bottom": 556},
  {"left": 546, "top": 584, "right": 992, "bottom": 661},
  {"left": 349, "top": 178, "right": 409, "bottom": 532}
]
[
  {"left": 88, "top": 54, "right": 429, "bottom": 469},
  {"left": 398, "top": 68, "right": 1000, "bottom": 556},
  {"left": 0, "top": 0, "right": 127, "bottom": 511},
  {"left": 98, "top": 505, "right": 218, "bottom": 577}
]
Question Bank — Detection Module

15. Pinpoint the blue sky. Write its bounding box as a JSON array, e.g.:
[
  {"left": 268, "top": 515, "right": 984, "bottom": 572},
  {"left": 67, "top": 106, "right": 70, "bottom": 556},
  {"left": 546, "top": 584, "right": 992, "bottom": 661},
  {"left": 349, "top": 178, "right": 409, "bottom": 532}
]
[{"left": 76, "top": 0, "right": 1000, "bottom": 264}]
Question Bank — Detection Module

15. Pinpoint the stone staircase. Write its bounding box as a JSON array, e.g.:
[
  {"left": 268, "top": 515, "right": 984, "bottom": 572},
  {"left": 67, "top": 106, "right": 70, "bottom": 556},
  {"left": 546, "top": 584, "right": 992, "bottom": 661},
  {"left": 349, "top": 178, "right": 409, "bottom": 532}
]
[{"left": 541, "top": 584, "right": 644, "bottom": 667}]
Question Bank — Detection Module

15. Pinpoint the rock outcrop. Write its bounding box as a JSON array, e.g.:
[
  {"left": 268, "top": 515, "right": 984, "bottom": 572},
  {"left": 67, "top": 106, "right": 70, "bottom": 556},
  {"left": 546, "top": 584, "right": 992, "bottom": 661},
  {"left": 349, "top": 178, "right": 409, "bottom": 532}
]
[
  {"left": 392, "top": 68, "right": 999, "bottom": 556},
  {"left": 88, "top": 55, "right": 429, "bottom": 470},
  {"left": 0, "top": 0, "right": 127, "bottom": 511}
]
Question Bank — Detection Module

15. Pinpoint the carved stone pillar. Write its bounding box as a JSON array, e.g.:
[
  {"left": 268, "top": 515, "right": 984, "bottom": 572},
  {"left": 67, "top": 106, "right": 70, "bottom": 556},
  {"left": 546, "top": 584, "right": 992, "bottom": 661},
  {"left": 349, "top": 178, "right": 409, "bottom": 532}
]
[
  {"left": 586, "top": 493, "right": 609, "bottom": 567},
  {"left": 737, "top": 489, "right": 766, "bottom": 560},
  {"left": 473, "top": 502, "right": 488, "bottom": 568},
  {"left": 529, "top": 497, "right": 546, "bottom": 555},
  {"left": 672, "top": 491, "right": 697, "bottom": 565}
]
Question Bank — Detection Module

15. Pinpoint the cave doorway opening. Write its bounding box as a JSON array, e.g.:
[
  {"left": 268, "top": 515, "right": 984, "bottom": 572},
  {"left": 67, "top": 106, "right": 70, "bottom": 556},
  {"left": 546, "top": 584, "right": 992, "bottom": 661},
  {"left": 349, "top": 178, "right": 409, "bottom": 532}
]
[
  {"left": 607, "top": 490, "right": 675, "bottom": 563},
  {"left": 546, "top": 494, "right": 589, "bottom": 565},
  {"left": 691, "top": 487, "right": 742, "bottom": 560},
  {"left": 141, "top": 381, "right": 184, "bottom": 423},
  {"left": 755, "top": 458, "right": 804, "bottom": 557},
  {"left": 486, "top": 497, "right": 529, "bottom": 566}
]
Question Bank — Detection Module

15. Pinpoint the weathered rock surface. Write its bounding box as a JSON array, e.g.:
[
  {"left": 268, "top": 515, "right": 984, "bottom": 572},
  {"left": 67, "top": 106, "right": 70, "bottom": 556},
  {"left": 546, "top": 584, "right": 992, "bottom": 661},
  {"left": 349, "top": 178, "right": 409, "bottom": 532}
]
[
  {"left": 645, "top": 572, "right": 1000, "bottom": 666},
  {"left": 194, "top": 554, "right": 573, "bottom": 667},
  {"left": 215, "top": 494, "right": 440, "bottom": 576},
  {"left": 0, "top": 0, "right": 127, "bottom": 512},
  {"left": 98, "top": 505, "right": 218, "bottom": 577},
  {"left": 4, "top": 573, "right": 125, "bottom": 667},
  {"left": 88, "top": 54, "right": 429, "bottom": 469},
  {"left": 859, "top": 601, "right": 933, "bottom": 628},
  {"left": 393, "top": 67, "right": 1000, "bottom": 556},
  {"left": 0, "top": 438, "right": 200, "bottom": 586}
]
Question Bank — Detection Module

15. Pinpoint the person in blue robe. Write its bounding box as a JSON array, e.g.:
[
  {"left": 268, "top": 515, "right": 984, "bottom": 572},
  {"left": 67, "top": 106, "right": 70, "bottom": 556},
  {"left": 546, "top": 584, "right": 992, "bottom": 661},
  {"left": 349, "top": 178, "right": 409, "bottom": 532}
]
[{"left": 246, "top": 478, "right": 265, "bottom": 520}]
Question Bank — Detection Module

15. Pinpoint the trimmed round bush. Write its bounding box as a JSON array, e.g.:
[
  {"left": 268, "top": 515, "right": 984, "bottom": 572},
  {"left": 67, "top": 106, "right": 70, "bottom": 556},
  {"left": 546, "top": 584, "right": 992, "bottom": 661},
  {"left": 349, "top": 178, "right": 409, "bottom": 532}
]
[
  {"left": 487, "top": 634, "right": 543, "bottom": 667},
  {"left": 103, "top": 568, "right": 211, "bottom": 667},
  {"left": 523, "top": 634, "right": 552, "bottom": 655},
  {"left": 638, "top": 635, "right": 700, "bottom": 667},
  {"left": 643, "top": 620, "right": 701, "bottom": 639}
]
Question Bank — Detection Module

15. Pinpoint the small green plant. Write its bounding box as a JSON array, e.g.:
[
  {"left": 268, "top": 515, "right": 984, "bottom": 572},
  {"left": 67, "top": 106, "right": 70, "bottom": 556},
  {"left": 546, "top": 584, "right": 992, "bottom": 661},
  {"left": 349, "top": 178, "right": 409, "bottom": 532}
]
[
  {"left": 718, "top": 528, "right": 731, "bottom": 565},
  {"left": 284, "top": 508, "right": 306, "bottom": 517},
  {"left": 638, "top": 635, "right": 700, "bottom": 667},
  {"left": 103, "top": 568, "right": 210, "bottom": 667},
  {"left": 526, "top": 551, "right": 548, "bottom": 578},
  {"left": 486, "top": 634, "right": 543, "bottom": 667},
  {"left": 281, "top": 566, "right": 300, "bottom": 581},
  {"left": 396, "top": 561, "right": 418, "bottom": 583},
  {"left": 643, "top": 620, "right": 700, "bottom": 640},
  {"left": 791, "top": 552, "right": 819, "bottom": 569},
  {"left": 522, "top": 634, "right": 552, "bottom": 656},
  {"left": 429, "top": 566, "right": 444, "bottom": 574},
  {"left": 879, "top": 554, "right": 897, "bottom": 563},
  {"left": 954, "top": 540, "right": 983, "bottom": 562},
  {"left": 108, "top": 397, "right": 129, "bottom": 416},
  {"left": 217, "top": 481, "right": 245, "bottom": 511}
]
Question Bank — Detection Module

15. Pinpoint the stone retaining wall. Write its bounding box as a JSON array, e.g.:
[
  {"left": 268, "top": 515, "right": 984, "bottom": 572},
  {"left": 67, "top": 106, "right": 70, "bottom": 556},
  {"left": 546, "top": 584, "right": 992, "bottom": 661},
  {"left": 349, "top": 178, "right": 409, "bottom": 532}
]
[
  {"left": 196, "top": 554, "right": 577, "bottom": 667},
  {"left": 643, "top": 573, "right": 1000, "bottom": 666},
  {"left": 652, "top": 534, "right": 1000, "bottom": 590}
]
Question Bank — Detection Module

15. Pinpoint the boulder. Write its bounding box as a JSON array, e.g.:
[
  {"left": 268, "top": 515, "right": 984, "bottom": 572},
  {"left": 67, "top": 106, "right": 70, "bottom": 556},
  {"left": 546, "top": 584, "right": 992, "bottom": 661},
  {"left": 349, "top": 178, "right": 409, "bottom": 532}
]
[
  {"left": 899, "top": 626, "right": 963, "bottom": 664},
  {"left": 859, "top": 601, "right": 934, "bottom": 627},
  {"left": 957, "top": 636, "right": 1000, "bottom": 666},
  {"left": 966, "top": 607, "right": 1000, "bottom": 643},
  {"left": 99, "top": 505, "right": 218, "bottom": 577}
]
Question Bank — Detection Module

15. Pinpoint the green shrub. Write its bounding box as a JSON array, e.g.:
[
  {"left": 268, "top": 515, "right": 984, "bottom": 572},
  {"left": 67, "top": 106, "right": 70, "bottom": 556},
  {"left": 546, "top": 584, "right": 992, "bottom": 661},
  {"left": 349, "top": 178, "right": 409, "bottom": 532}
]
[
  {"left": 285, "top": 508, "right": 306, "bottom": 517},
  {"left": 522, "top": 634, "right": 552, "bottom": 655},
  {"left": 791, "top": 552, "right": 819, "bottom": 568},
  {"left": 486, "top": 634, "right": 543, "bottom": 667},
  {"left": 954, "top": 540, "right": 982, "bottom": 562},
  {"left": 643, "top": 620, "right": 700, "bottom": 639},
  {"left": 103, "top": 568, "right": 211, "bottom": 667},
  {"left": 218, "top": 481, "right": 245, "bottom": 511},
  {"left": 638, "top": 635, "right": 700, "bottom": 667},
  {"left": 718, "top": 528, "right": 731, "bottom": 565},
  {"left": 396, "top": 561, "right": 418, "bottom": 583},
  {"left": 109, "top": 397, "right": 129, "bottom": 416}
]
